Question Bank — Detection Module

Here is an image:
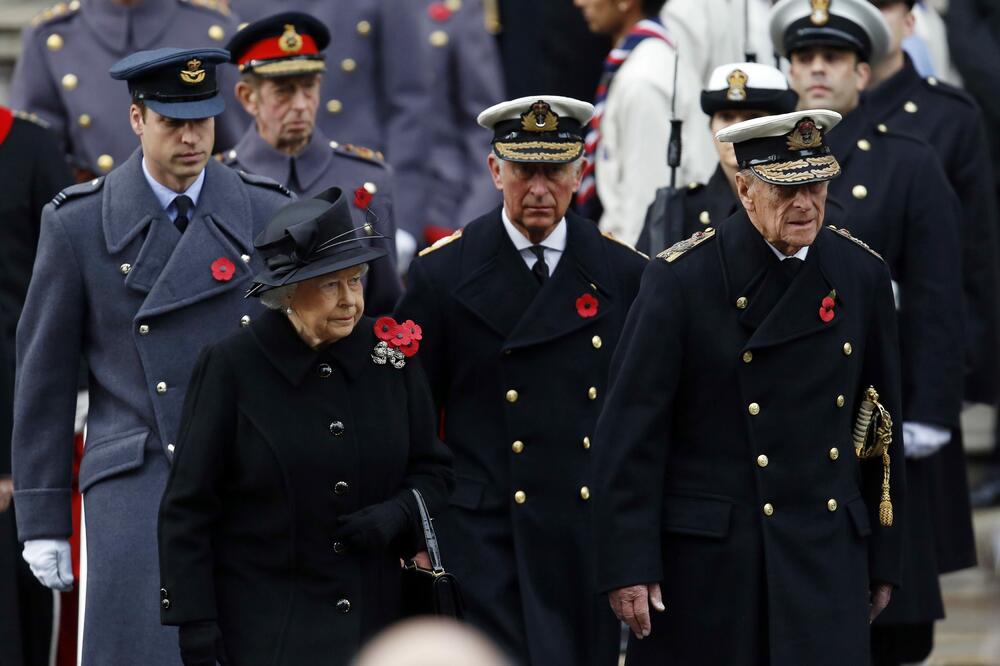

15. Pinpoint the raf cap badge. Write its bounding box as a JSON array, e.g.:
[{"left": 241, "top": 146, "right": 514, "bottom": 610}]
[
  {"left": 180, "top": 58, "right": 206, "bottom": 85},
  {"left": 810, "top": 0, "right": 830, "bottom": 25},
  {"left": 521, "top": 101, "right": 559, "bottom": 133},
  {"left": 279, "top": 23, "right": 303, "bottom": 53},
  {"left": 726, "top": 69, "right": 748, "bottom": 102}
]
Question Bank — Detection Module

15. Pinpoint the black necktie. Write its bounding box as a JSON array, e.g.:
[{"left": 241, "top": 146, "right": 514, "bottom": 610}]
[
  {"left": 780, "top": 256, "right": 803, "bottom": 280},
  {"left": 173, "top": 195, "right": 193, "bottom": 234},
  {"left": 529, "top": 245, "right": 549, "bottom": 284}
]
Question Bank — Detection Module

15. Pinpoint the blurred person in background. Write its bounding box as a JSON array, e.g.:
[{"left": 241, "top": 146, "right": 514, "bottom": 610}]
[{"left": 353, "top": 618, "right": 512, "bottom": 666}]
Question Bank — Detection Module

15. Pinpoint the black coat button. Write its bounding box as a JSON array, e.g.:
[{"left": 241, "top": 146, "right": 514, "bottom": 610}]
[
  {"left": 329, "top": 421, "right": 345, "bottom": 436},
  {"left": 318, "top": 363, "right": 332, "bottom": 378},
  {"left": 333, "top": 541, "right": 346, "bottom": 554},
  {"left": 336, "top": 598, "right": 351, "bottom": 613},
  {"left": 161, "top": 598, "right": 171, "bottom": 610},
  {"left": 334, "top": 481, "right": 349, "bottom": 495}
]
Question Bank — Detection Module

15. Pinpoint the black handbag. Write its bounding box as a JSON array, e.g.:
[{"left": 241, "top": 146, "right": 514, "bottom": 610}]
[{"left": 400, "top": 488, "right": 465, "bottom": 619}]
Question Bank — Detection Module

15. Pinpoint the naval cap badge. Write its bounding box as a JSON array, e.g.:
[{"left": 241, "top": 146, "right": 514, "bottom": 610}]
[
  {"left": 520, "top": 100, "right": 559, "bottom": 133},
  {"left": 726, "top": 69, "right": 748, "bottom": 102},
  {"left": 810, "top": 0, "right": 830, "bottom": 26}
]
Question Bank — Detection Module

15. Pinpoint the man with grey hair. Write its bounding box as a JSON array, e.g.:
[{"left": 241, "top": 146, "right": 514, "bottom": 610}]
[{"left": 395, "top": 95, "right": 647, "bottom": 666}]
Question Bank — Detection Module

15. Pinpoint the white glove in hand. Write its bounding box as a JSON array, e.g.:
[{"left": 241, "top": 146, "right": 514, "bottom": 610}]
[
  {"left": 22, "top": 539, "right": 74, "bottom": 591},
  {"left": 902, "top": 421, "right": 950, "bottom": 459}
]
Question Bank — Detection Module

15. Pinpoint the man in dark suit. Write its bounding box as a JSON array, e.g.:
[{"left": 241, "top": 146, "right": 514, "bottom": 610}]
[
  {"left": 12, "top": 48, "right": 291, "bottom": 666},
  {"left": 395, "top": 95, "right": 647, "bottom": 666},
  {"left": 595, "top": 109, "right": 905, "bottom": 666}
]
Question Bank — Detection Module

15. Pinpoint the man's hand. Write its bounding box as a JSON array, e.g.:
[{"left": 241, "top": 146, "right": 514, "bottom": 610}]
[
  {"left": 869, "top": 583, "right": 893, "bottom": 623},
  {"left": 609, "top": 583, "right": 665, "bottom": 639},
  {"left": 0, "top": 476, "right": 13, "bottom": 513},
  {"left": 22, "top": 539, "right": 74, "bottom": 591},
  {"left": 411, "top": 550, "right": 432, "bottom": 569}
]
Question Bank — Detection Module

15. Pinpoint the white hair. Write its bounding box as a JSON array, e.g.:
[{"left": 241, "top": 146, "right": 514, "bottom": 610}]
[{"left": 258, "top": 262, "right": 370, "bottom": 311}]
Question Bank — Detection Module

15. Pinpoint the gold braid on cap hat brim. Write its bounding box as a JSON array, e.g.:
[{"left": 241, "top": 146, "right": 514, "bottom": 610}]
[
  {"left": 244, "top": 59, "right": 327, "bottom": 76},
  {"left": 493, "top": 140, "right": 583, "bottom": 162},
  {"left": 750, "top": 155, "right": 841, "bottom": 184}
]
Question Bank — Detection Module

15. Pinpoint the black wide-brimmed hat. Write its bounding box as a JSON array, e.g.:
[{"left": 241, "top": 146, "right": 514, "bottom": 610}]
[{"left": 246, "top": 187, "right": 387, "bottom": 298}]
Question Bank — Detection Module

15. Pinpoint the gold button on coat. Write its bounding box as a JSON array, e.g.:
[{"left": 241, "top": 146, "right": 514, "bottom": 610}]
[
  {"left": 582, "top": 436, "right": 591, "bottom": 450},
  {"left": 836, "top": 395, "right": 846, "bottom": 407},
  {"left": 852, "top": 185, "right": 868, "bottom": 199},
  {"left": 763, "top": 503, "right": 774, "bottom": 516},
  {"left": 742, "top": 351, "right": 753, "bottom": 363},
  {"left": 512, "top": 440, "right": 524, "bottom": 454},
  {"left": 167, "top": 443, "right": 175, "bottom": 453},
  {"left": 843, "top": 342, "right": 853, "bottom": 356},
  {"left": 877, "top": 123, "right": 888, "bottom": 133},
  {"left": 857, "top": 139, "right": 871, "bottom": 151},
  {"left": 156, "top": 381, "right": 167, "bottom": 394},
  {"left": 241, "top": 254, "right": 251, "bottom": 263},
  {"left": 506, "top": 389, "right": 518, "bottom": 403},
  {"left": 748, "top": 402, "right": 760, "bottom": 416},
  {"left": 699, "top": 210, "right": 711, "bottom": 225},
  {"left": 97, "top": 154, "right": 114, "bottom": 172},
  {"left": 757, "top": 454, "right": 769, "bottom": 468},
  {"left": 341, "top": 58, "right": 356, "bottom": 72},
  {"left": 580, "top": 486, "right": 590, "bottom": 500},
  {"left": 736, "top": 296, "right": 748, "bottom": 309},
  {"left": 208, "top": 24, "right": 225, "bottom": 41},
  {"left": 120, "top": 263, "right": 132, "bottom": 275},
  {"left": 588, "top": 387, "right": 598, "bottom": 400},
  {"left": 138, "top": 324, "right": 150, "bottom": 335},
  {"left": 904, "top": 101, "right": 918, "bottom": 113},
  {"left": 47, "top": 33, "right": 64, "bottom": 51},
  {"left": 430, "top": 30, "right": 449, "bottom": 47},
  {"left": 829, "top": 447, "right": 840, "bottom": 460},
  {"left": 514, "top": 490, "right": 526, "bottom": 504},
  {"left": 61, "top": 73, "right": 78, "bottom": 90},
  {"left": 78, "top": 114, "right": 91, "bottom": 128},
  {"left": 445, "top": 0, "right": 462, "bottom": 9},
  {"left": 927, "top": 76, "right": 938, "bottom": 86},
  {"left": 592, "top": 335, "right": 602, "bottom": 349},
  {"left": 827, "top": 499, "right": 838, "bottom": 512},
  {"left": 326, "top": 99, "right": 343, "bottom": 114},
  {"left": 240, "top": 315, "right": 251, "bottom": 327},
  {"left": 356, "top": 20, "right": 371, "bottom": 35},
  {"left": 363, "top": 181, "right": 377, "bottom": 194}
]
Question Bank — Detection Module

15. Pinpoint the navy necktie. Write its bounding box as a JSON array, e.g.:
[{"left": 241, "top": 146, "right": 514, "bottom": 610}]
[
  {"left": 529, "top": 245, "right": 549, "bottom": 284},
  {"left": 173, "top": 195, "right": 193, "bottom": 234}
]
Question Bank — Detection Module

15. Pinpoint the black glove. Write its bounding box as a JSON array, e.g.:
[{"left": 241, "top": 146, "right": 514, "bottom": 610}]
[
  {"left": 178, "top": 620, "right": 229, "bottom": 666},
  {"left": 334, "top": 495, "right": 412, "bottom": 554}
]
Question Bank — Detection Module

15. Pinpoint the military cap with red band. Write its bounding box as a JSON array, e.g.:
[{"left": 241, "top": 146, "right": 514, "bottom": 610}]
[{"left": 225, "top": 11, "right": 330, "bottom": 77}]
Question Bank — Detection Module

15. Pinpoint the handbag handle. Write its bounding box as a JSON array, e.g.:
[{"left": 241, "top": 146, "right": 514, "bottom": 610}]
[{"left": 410, "top": 488, "right": 445, "bottom": 574}]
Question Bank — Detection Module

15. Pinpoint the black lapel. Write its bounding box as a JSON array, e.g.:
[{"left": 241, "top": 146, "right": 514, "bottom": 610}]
[
  {"left": 505, "top": 213, "right": 612, "bottom": 350},
  {"left": 865, "top": 55, "right": 922, "bottom": 123},
  {"left": 718, "top": 210, "right": 774, "bottom": 329},
  {"left": 453, "top": 208, "right": 540, "bottom": 339},
  {"left": 706, "top": 166, "right": 740, "bottom": 224}
]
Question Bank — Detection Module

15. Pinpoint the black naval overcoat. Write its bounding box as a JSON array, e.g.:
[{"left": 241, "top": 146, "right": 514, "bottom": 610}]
[
  {"left": 594, "top": 213, "right": 906, "bottom": 666},
  {"left": 158, "top": 310, "right": 453, "bottom": 666},
  {"left": 395, "top": 208, "right": 647, "bottom": 666},
  {"left": 825, "top": 103, "right": 971, "bottom": 623}
]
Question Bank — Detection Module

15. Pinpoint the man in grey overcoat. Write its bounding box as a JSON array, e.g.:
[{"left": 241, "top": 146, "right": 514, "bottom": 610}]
[{"left": 11, "top": 47, "right": 291, "bottom": 665}]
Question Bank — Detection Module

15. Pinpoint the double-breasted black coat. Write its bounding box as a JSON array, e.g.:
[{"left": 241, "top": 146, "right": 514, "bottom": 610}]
[
  {"left": 395, "top": 208, "right": 647, "bottom": 666},
  {"left": 594, "top": 213, "right": 906, "bottom": 666},
  {"left": 157, "top": 310, "right": 453, "bottom": 666}
]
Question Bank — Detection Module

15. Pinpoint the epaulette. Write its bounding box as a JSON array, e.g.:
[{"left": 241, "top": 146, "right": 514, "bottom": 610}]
[
  {"left": 178, "top": 0, "right": 231, "bottom": 16},
  {"left": 336, "top": 142, "right": 387, "bottom": 165},
  {"left": 418, "top": 229, "right": 463, "bottom": 257},
  {"left": 601, "top": 230, "right": 649, "bottom": 259},
  {"left": 656, "top": 228, "right": 715, "bottom": 263},
  {"left": 51, "top": 177, "right": 104, "bottom": 209},
  {"left": 12, "top": 109, "right": 50, "bottom": 129},
  {"left": 826, "top": 225, "right": 883, "bottom": 261},
  {"left": 237, "top": 170, "right": 292, "bottom": 197},
  {"left": 31, "top": 0, "right": 80, "bottom": 26},
  {"left": 216, "top": 148, "right": 238, "bottom": 165}
]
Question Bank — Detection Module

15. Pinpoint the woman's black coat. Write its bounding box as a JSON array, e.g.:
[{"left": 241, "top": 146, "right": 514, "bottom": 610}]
[{"left": 157, "top": 310, "right": 453, "bottom": 666}]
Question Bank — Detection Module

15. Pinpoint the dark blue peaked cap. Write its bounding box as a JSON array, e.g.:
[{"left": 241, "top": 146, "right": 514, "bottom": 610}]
[{"left": 110, "top": 48, "right": 230, "bottom": 119}]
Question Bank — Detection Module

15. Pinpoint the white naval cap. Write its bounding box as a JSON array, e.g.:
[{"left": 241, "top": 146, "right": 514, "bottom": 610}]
[
  {"left": 477, "top": 95, "right": 594, "bottom": 164},
  {"left": 770, "top": 0, "right": 891, "bottom": 63},
  {"left": 701, "top": 62, "right": 798, "bottom": 116}
]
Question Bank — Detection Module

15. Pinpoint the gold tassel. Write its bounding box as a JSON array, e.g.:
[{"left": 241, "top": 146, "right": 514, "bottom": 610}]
[
  {"left": 879, "top": 451, "right": 893, "bottom": 527},
  {"left": 853, "top": 386, "right": 894, "bottom": 527}
]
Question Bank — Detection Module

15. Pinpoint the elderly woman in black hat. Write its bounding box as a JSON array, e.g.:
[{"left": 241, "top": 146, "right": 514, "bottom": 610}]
[{"left": 157, "top": 187, "right": 453, "bottom": 666}]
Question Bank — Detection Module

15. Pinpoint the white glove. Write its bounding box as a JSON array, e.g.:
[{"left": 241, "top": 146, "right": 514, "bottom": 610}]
[
  {"left": 902, "top": 421, "right": 950, "bottom": 459},
  {"left": 22, "top": 539, "right": 75, "bottom": 591}
]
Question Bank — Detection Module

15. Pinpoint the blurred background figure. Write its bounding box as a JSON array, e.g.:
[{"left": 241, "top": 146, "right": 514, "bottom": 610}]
[
  {"left": 9, "top": 0, "right": 247, "bottom": 183},
  {"left": 662, "top": 0, "right": 777, "bottom": 79},
  {"left": 354, "top": 618, "right": 512, "bottom": 666}
]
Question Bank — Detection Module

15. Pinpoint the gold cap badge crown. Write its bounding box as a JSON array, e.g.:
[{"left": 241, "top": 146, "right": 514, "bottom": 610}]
[
  {"left": 726, "top": 69, "right": 748, "bottom": 102},
  {"left": 180, "top": 58, "right": 206, "bottom": 85},
  {"left": 787, "top": 117, "right": 823, "bottom": 150},
  {"left": 810, "top": 0, "right": 830, "bottom": 26},
  {"left": 520, "top": 101, "right": 559, "bottom": 133},
  {"left": 280, "top": 24, "right": 304, "bottom": 53}
]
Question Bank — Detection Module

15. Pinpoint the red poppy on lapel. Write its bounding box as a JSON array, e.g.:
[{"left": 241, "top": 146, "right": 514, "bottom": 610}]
[
  {"left": 428, "top": 2, "right": 452, "bottom": 21},
  {"left": 576, "top": 293, "right": 599, "bottom": 318},
  {"left": 400, "top": 319, "right": 423, "bottom": 342},
  {"left": 374, "top": 316, "right": 396, "bottom": 341},
  {"left": 354, "top": 186, "right": 373, "bottom": 209},
  {"left": 372, "top": 317, "right": 421, "bottom": 367},
  {"left": 211, "top": 257, "right": 236, "bottom": 282},
  {"left": 819, "top": 290, "right": 837, "bottom": 323},
  {"left": 398, "top": 339, "right": 420, "bottom": 358}
]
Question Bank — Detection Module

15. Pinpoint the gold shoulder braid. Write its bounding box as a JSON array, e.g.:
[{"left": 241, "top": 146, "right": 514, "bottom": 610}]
[{"left": 852, "top": 386, "right": 894, "bottom": 526}]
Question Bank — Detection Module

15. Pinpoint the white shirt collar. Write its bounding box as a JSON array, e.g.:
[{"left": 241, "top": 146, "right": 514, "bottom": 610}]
[
  {"left": 765, "top": 241, "right": 809, "bottom": 262},
  {"left": 501, "top": 207, "right": 568, "bottom": 253},
  {"left": 141, "top": 157, "right": 206, "bottom": 221}
]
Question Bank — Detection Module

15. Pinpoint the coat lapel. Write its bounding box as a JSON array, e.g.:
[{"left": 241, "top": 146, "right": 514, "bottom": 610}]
[
  {"left": 719, "top": 211, "right": 774, "bottom": 330},
  {"left": 505, "top": 213, "right": 611, "bottom": 350},
  {"left": 137, "top": 160, "right": 255, "bottom": 318},
  {"left": 453, "top": 208, "right": 540, "bottom": 338}
]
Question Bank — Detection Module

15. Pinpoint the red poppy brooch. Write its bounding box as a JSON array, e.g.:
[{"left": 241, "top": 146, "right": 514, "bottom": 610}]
[
  {"left": 428, "top": 2, "right": 453, "bottom": 21},
  {"left": 372, "top": 317, "right": 422, "bottom": 368},
  {"left": 353, "top": 185, "right": 374, "bottom": 210},
  {"left": 576, "top": 293, "right": 599, "bottom": 318},
  {"left": 819, "top": 289, "right": 837, "bottom": 323},
  {"left": 211, "top": 257, "right": 236, "bottom": 282}
]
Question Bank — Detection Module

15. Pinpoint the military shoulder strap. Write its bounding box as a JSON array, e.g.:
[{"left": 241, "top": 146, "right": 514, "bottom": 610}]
[
  {"left": 601, "top": 230, "right": 649, "bottom": 259},
  {"left": 12, "top": 109, "right": 50, "bottom": 129},
  {"left": 657, "top": 227, "right": 715, "bottom": 263},
  {"left": 177, "top": 0, "right": 231, "bottom": 17},
  {"left": 236, "top": 170, "right": 292, "bottom": 197},
  {"left": 418, "top": 229, "right": 463, "bottom": 257},
  {"left": 825, "top": 226, "right": 883, "bottom": 261},
  {"left": 334, "top": 142, "right": 387, "bottom": 167},
  {"left": 31, "top": 0, "right": 80, "bottom": 26},
  {"left": 52, "top": 177, "right": 104, "bottom": 209}
]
